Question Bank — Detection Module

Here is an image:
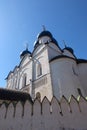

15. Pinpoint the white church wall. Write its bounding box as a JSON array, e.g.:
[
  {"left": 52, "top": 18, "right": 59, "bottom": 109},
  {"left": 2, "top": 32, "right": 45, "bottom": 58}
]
[
  {"left": 19, "top": 61, "right": 32, "bottom": 90},
  {"left": 47, "top": 43, "right": 62, "bottom": 60},
  {"left": 0, "top": 96, "right": 87, "bottom": 130},
  {"left": 78, "top": 63, "right": 87, "bottom": 96},
  {"left": 6, "top": 73, "right": 13, "bottom": 89},
  {"left": 33, "top": 44, "right": 45, "bottom": 57},
  {"left": 37, "top": 48, "right": 50, "bottom": 74},
  {"left": 50, "top": 58, "right": 83, "bottom": 100},
  {"left": 12, "top": 72, "right": 18, "bottom": 89},
  {"left": 32, "top": 47, "right": 53, "bottom": 101},
  {"left": 20, "top": 55, "right": 30, "bottom": 68},
  {"left": 34, "top": 74, "right": 53, "bottom": 101},
  {"left": 32, "top": 45, "right": 50, "bottom": 79}
]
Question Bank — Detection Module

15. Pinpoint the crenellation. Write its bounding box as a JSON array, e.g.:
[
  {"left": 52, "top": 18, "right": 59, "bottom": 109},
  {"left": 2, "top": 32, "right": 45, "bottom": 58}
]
[
  {"left": 32, "top": 99, "right": 42, "bottom": 130},
  {"left": 42, "top": 96, "right": 51, "bottom": 115},
  {"left": 15, "top": 101, "right": 23, "bottom": 118},
  {"left": 60, "top": 96, "right": 71, "bottom": 115},
  {"left": 69, "top": 95, "right": 80, "bottom": 113},
  {"left": 0, "top": 96, "right": 87, "bottom": 129},
  {"left": 24, "top": 100, "right": 32, "bottom": 116},
  {"left": 33, "top": 99, "right": 41, "bottom": 115},
  {"left": 79, "top": 96, "right": 87, "bottom": 114},
  {"left": 51, "top": 96, "right": 61, "bottom": 114},
  {"left": 6, "top": 103, "right": 14, "bottom": 118},
  {"left": 0, "top": 103, "right": 7, "bottom": 119},
  {"left": 0, "top": 96, "right": 87, "bottom": 117}
]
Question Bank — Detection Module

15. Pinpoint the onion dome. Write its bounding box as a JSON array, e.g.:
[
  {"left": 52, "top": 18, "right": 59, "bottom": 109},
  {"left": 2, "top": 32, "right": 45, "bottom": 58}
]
[
  {"left": 64, "top": 47, "right": 74, "bottom": 54},
  {"left": 37, "top": 30, "right": 53, "bottom": 39},
  {"left": 20, "top": 48, "right": 31, "bottom": 59},
  {"left": 34, "top": 29, "right": 61, "bottom": 50}
]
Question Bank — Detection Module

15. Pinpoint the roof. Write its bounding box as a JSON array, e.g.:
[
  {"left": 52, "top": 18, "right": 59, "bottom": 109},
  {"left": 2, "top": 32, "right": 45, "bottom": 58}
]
[
  {"left": 50, "top": 55, "right": 75, "bottom": 63},
  {"left": 0, "top": 88, "right": 32, "bottom": 102},
  {"left": 34, "top": 35, "right": 60, "bottom": 52},
  {"left": 50, "top": 55, "right": 87, "bottom": 65},
  {"left": 63, "top": 47, "right": 74, "bottom": 54},
  {"left": 33, "top": 39, "right": 60, "bottom": 51},
  {"left": 37, "top": 30, "right": 53, "bottom": 39},
  {"left": 20, "top": 49, "right": 31, "bottom": 58},
  {"left": 5, "top": 71, "right": 13, "bottom": 80},
  {"left": 77, "top": 59, "right": 87, "bottom": 64},
  {"left": 50, "top": 38, "right": 62, "bottom": 50},
  {"left": 33, "top": 30, "right": 61, "bottom": 50}
]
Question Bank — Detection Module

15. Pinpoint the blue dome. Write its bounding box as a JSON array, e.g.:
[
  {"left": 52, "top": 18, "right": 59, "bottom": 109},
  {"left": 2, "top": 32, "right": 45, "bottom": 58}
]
[
  {"left": 20, "top": 49, "right": 31, "bottom": 58},
  {"left": 64, "top": 47, "right": 74, "bottom": 54},
  {"left": 37, "top": 30, "right": 53, "bottom": 39}
]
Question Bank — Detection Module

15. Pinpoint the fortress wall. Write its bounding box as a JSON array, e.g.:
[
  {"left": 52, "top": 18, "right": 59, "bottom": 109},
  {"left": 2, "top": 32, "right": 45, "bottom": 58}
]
[{"left": 0, "top": 96, "right": 87, "bottom": 130}]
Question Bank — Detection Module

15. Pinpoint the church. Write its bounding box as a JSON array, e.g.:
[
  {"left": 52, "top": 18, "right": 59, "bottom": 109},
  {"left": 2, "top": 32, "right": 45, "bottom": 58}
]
[
  {"left": 0, "top": 29, "right": 87, "bottom": 130},
  {"left": 6, "top": 29, "right": 87, "bottom": 101}
]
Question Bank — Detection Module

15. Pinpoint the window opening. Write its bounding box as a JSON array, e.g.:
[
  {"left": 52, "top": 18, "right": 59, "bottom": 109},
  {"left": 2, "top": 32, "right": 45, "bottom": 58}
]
[
  {"left": 22, "top": 74, "right": 27, "bottom": 88},
  {"left": 37, "top": 63, "right": 42, "bottom": 77},
  {"left": 77, "top": 88, "right": 82, "bottom": 96},
  {"left": 36, "top": 92, "right": 41, "bottom": 101}
]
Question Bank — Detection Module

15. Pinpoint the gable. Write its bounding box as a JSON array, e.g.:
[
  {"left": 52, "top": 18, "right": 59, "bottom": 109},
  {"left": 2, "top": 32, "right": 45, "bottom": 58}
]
[
  {"left": 32, "top": 44, "right": 46, "bottom": 57},
  {"left": 19, "top": 55, "right": 30, "bottom": 68}
]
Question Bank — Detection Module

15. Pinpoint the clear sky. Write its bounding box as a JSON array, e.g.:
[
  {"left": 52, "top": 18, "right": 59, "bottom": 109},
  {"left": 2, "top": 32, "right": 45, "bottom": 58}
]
[{"left": 0, "top": 0, "right": 87, "bottom": 87}]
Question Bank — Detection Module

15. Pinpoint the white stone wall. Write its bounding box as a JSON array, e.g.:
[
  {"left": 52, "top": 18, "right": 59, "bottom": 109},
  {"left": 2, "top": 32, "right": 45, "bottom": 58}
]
[
  {"left": 47, "top": 43, "right": 62, "bottom": 60},
  {"left": 50, "top": 58, "right": 85, "bottom": 99},
  {"left": 78, "top": 63, "right": 87, "bottom": 96},
  {"left": 0, "top": 96, "right": 87, "bottom": 130},
  {"left": 6, "top": 43, "right": 53, "bottom": 100},
  {"left": 19, "top": 59, "right": 32, "bottom": 89},
  {"left": 32, "top": 47, "right": 49, "bottom": 80},
  {"left": 7, "top": 73, "right": 13, "bottom": 89},
  {"left": 32, "top": 45, "right": 53, "bottom": 101},
  {"left": 7, "top": 67, "right": 19, "bottom": 89},
  {"left": 34, "top": 74, "right": 53, "bottom": 101}
]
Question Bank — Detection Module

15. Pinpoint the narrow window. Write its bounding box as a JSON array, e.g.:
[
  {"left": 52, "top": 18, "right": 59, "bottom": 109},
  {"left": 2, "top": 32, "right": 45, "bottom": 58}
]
[
  {"left": 22, "top": 74, "right": 27, "bottom": 88},
  {"left": 37, "top": 63, "right": 42, "bottom": 77},
  {"left": 15, "top": 78, "right": 17, "bottom": 89},
  {"left": 77, "top": 88, "right": 82, "bottom": 96}
]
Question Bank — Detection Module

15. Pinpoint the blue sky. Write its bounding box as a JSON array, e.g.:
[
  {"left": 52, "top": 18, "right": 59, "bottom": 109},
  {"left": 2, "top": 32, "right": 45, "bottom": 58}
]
[{"left": 0, "top": 0, "right": 87, "bottom": 87}]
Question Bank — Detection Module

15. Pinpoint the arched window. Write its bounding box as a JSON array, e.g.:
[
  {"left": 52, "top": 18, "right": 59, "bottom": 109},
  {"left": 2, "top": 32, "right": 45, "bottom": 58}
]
[
  {"left": 36, "top": 92, "right": 41, "bottom": 101},
  {"left": 37, "top": 63, "right": 42, "bottom": 77},
  {"left": 22, "top": 74, "right": 27, "bottom": 88}
]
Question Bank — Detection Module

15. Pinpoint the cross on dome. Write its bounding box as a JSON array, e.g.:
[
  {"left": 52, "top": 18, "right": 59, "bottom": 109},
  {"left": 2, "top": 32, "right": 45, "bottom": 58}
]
[
  {"left": 24, "top": 42, "right": 29, "bottom": 50},
  {"left": 63, "top": 40, "right": 67, "bottom": 48},
  {"left": 42, "top": 25, "right": 46, "bottom": 31}
]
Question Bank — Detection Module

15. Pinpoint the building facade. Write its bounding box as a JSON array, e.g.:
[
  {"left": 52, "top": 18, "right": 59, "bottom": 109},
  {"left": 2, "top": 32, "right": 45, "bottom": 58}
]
[{"left": 6, "top": 29, "right": 87, "bottom": 101}]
